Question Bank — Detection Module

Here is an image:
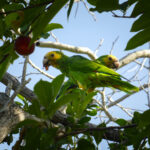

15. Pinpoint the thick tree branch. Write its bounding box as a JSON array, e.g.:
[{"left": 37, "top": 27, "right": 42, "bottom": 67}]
[
  {"left": 119, "top": 50, "right": 150, "bottom": 68},
  {"left": 57, "top": 124, "right": 136, "bottom": 141},
  {"left": 0, "top": 93, "right": 46, "bottom": 143},
  {"left": 36, "top": 41, "right": 96, "bottom": 59},
  {"left": 1, "top": 72, "right": 37, "bottom": 102}
]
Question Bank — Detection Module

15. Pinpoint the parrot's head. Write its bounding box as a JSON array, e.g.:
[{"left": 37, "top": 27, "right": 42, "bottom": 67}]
[
  {"left": 98, "top": 55, "right": 120, "bottom": 69},
  {"left": 43, "top": 51, "right": 64, "bottom": 70}
]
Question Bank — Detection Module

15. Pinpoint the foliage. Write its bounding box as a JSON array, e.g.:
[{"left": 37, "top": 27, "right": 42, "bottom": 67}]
[
  {"left": 88, "top": 0, "right": 150, "bottom": 50},
  {"left": 0, "top": 0, "right": 150, "bottom": 149}
]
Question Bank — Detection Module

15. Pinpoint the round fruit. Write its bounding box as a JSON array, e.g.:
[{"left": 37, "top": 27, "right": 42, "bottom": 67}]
[{"left": 14, "top": 36, "right": 35, "bottom": 55}]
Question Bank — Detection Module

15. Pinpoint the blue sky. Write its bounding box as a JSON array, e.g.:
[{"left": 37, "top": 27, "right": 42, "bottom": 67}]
[{"left": 0, "top": 1, "right": 149, "bottom": 149}]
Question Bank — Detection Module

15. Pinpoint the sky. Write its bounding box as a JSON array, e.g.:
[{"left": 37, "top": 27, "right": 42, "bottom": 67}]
[{"left": 0, "top": 1, "right": 149, "bottom": 149}]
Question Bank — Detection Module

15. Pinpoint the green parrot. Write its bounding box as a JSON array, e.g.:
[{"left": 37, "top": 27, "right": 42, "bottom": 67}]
[
  {"left": 95, "top": 54, "right": 120, "bottom": 69},
  {"left": 56, "top": 54, "right": 120, "bottom": 98},
  {"left": 43, "top": 51, "right": 139, "bottom": 93}
]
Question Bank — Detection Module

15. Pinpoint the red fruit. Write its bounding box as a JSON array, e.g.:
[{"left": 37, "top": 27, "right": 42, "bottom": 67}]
[{"left": 14, "top": 36, "right": 35, "bottom": 55}]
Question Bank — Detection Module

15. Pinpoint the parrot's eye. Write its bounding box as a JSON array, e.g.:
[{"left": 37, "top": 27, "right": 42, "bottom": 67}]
[
  {"left": 108, "top": 57, "right": 112, "bottom": 61},
  {"left": 50, "top": 53, "right": 55, "bottom": 57}
]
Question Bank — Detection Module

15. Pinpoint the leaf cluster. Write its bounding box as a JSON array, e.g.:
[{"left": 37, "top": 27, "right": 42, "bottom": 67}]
[
  {"left": 0, "top": 0, "right": 65, "bottom": 80},
  {"left": 87, "top": 0, "right": 150, "bottom": 50}
]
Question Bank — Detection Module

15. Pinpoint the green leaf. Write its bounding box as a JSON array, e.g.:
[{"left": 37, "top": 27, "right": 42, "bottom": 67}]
[
  {"left": 119, "top": 1, "right": 129, "bottom": 13},
  {"left": 90, "top": 0, "right": 120, "bottom": 12},
  {"left": 128, "top": 0, "right": 138, "bottom": 5},
  {"left": 15, "top": 101, "right": 23, "bottom": 107},
  {"left": 48, "top": 92, "right": 78, "bottom": 117},
  {"left": 34, "top": 74, "right": 64, "bottom": 115},
  {"left": 43, "top": 23, "right": 63, "bottom": 33},
  {"left": 115, "top": 119, "right": 128, "bottom": 126},
  {"left": 0, "top": 41, "right": 18, "bottom": 63},
  {"left": 131, "top": 0, "right": 150, "bottom": 17},
  {"left": 87, "top": 0, "right": 96, "bottom": 6},
  {"left": 4, "top": 3, "right": 24, "bottom": 12},
  {"left": 41, "top": 33, "right": 50, "bottom": 39},
  {"left": 28, "top": 100, "right": 41, "bottom": 117},
  {"left": 109, "top": 143, "right": 127, "bottom": 150},
  {"left": 86, "top": 109, "right": 97, "bottom": 116},
  {"left": 93, "top": 123, "right": 106, "bottom": 145},
  {"left": 125, "top": 27, "right": 150, "bottom": 50},
  {"left": 0, "top": 18, "right": 6, "bottom": 37},
  {"left": 71, "top": 90, "right": 96, "bottom": 118},
  {"left": 0, "top": 0, "right": 8, "bottom": 9},
  {"left": 25, "top": 126, "right": 41, "bottom": 149},
  {"left": 40, "top": 128, "right": 58, "bottom": 148},
  {"left": 131, "top": 13, "right": 150, "bottom": 32},
  {"left": 0, "top": 55, "right": 10, "bottom": 80},
  {"left": 67, "top": 0, "right": 74, "bottom": 19},
  {"left": 32, "top": 0, "right": 68, "bottom": 42},
  {"left": 82, "top": 92, "right": 96, "bottom": 113},
  {"left": 5, "top": 12, "right": 18, "bottom": 28},
  {"left": 78, "top": 116, "right": 91, "bottom": 124},
  {"left": 17, "top": 94, "right": 29, "bottom": 110},
  {"left": 139, "top": 109, "right": 150, "bottom": 127},
  {"left": 77, "top": 139, "right": 95, "bottom": 150},
  {"left": 51, "top": 74, "right": 65, "bottom": 101},
  {"left": 34, "top": 80, "right": 53, "bottom": 107}
]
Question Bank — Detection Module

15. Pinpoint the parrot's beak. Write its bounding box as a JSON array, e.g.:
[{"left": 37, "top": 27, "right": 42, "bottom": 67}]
[
  {"left": 43, "top": 57, "right": 51, "bottom": 71},
  {"left": 113, "top": 61, "right": 120, "bottom": 69}
]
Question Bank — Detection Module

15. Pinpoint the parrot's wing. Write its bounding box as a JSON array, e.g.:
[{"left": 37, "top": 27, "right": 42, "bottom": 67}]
[{"left": 68, "top": 56, "right": 120, "bottom": 77}]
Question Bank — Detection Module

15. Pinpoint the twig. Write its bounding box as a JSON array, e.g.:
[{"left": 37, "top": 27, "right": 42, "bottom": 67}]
[
  {"left": 36, "top": 41, "right": 96, "bottom": 59},
  {"left": 110, "top": 36, "right": 119, "bottom": 54},
  {"left": 111, "top": 11, "right": 134, "bottom": 18},
  {"left": 147, "top": 59, "right": 150, "bottom": 108},
  {"left": 94, "top": 38, "right": 104, "bottom": 55},
  {"left": 134, "top": 60, "right": 149, "bottom": 70},
  {"left": 28, "top": 58, "right": 54, "bottom": 79},
  {"left": 108, "top": 97, "right": 133, "bottom": 117},
  {"left": 129, "top": 58, "right": 147, "bottom": 81},
  {"left": 17, "top": 72, "right": 42, "bottom": 78},
  {"left": 9, "top": 57, "right": 30, "bottom": 106},
  {"left": 147, "top": 43, "right": 150, "bottom": 108},
  {"left": 107, "top": 84, "right": 150, "bottom": 108},
  {"left": 50, "top": 32, "right": 59, "bottom": 42},
  {"left": 99, "top": 90, "right": 116, "bottom": 122},
  {"left": 81, "top": 0, "right": 97, "bottom": 21},
  {"left": 74, "top": 0, "right": 79, "bottom": 18}
]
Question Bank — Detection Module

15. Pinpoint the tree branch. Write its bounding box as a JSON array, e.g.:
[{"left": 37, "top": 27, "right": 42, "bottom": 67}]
[
  {"left": 0, "top": 93, "right": 46, "bottom": 143},
  {"left": 119, "top": 50, "right": 150, "bottom": 68},
  {"left": 36, "top": 41, "right": 96, "bottom": 59},
  {"left": 57, "top": 124, "right": 136, "bottom": 140},
  {"left": 1, "top": 72, "right": 37, "bottom": 102},
  {"left": 107, "top": 84, "right": 149, "bottom": 108}
]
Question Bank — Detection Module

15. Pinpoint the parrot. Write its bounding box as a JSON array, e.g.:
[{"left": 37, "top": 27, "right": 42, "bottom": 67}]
[
  {"left": 43, "top": 51, "right": 139, "bottom": 93},
  {"left": 95, "top": 54, "right": 120, "bottom": 69},
  {"left": 56, "top": 54, "right": 120, "bottom": 98}
]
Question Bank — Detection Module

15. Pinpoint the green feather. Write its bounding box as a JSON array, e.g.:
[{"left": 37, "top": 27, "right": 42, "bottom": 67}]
[{"left": 52, "top": 52, "right": 139, "bottom": 93}]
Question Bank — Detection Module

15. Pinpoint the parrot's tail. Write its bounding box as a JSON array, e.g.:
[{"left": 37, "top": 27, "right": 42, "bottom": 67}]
[{"left": 111, "top": 79, "right": 139, "bottom": 94}]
